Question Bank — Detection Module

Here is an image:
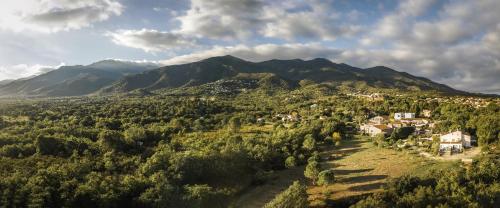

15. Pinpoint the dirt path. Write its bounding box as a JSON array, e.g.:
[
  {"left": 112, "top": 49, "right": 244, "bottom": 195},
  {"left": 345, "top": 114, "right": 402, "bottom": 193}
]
[{"left": 419, "top": 147, "right": 481, "bottom": 161}]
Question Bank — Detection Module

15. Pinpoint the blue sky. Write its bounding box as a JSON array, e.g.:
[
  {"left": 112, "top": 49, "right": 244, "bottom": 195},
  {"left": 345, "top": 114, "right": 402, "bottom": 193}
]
[{"left": 0, "top": 0, "right": 499, "bottom": 94}]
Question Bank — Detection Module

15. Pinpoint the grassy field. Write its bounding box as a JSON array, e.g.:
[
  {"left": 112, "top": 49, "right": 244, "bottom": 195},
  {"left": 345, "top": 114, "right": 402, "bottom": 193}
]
[
  {"left": 308, "top": 136, "right": 456, "bottom": 207},
  {"left": 231, "top": 135, "right": 456, "bottom": 208}
]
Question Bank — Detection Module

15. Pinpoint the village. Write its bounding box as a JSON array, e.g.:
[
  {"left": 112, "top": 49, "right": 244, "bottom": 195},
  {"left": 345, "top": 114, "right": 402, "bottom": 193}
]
[
  {"left": 358, "top": 110, "right": 478, "bottom": 159},
  {"left": 266, "top": 93, "right": 484, "bottom": 162}
]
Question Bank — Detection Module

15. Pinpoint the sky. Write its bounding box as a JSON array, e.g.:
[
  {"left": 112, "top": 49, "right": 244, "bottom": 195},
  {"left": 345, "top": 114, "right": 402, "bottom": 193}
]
[{"left": 0, "top": 0, "right": 499, "bottom": 94}]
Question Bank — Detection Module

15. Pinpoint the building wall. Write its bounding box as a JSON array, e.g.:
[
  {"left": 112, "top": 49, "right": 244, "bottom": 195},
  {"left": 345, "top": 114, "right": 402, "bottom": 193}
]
[
  {"left": 394, "top": 113, "right": 403, "bottom": 120},
  {"left": 440, "top": 143, "right": 463, "bottom": 151},
  {"left": 404, "top": 113, "right": 416, "bottom": 119},
  {"left": 368, "top": 127, "right": 382, "bottom": 136},
  {"left": 440, "top": 131, "right": 472, "bottom": 150}
]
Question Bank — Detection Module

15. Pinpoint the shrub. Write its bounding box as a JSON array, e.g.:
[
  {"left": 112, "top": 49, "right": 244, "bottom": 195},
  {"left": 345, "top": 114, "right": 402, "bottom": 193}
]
[
  {"left": 317, "top": 169, "right": 335, "bottom": 186},
  {"left": 305, "top": 161, "right": 321, "bottom": 184},
  {"left": 264, "top": 181, "right": 308, "bottom": 208},
  {"left": 285, "top": 156, "right": 297, "bottom": 168}
]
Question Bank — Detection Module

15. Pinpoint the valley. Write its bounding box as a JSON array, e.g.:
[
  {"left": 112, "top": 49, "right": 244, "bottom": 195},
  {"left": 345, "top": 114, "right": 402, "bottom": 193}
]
[{"left": 0, "top": 56, "right": 498, "bottom": 208}]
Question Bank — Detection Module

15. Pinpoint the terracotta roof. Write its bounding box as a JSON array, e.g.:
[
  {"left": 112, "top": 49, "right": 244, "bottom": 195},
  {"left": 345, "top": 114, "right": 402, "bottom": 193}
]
[{"left": 373, "top": 125, "right": 390, "bottom": 130}]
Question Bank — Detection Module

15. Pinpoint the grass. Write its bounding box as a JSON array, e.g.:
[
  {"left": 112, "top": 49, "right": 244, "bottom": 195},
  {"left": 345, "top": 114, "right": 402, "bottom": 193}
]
[
  {"left": 308, "top": 136, "right": 447, "bottom": 207},
  {"left": 230, "top": 134, "right": 452, "bottom": 208}
]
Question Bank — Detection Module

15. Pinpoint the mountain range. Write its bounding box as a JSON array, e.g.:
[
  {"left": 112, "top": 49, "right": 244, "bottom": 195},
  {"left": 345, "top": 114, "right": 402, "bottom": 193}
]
[
  {"left": 0, "top": 56, "right": 467, "bottom": 97},
  {"left": 0, "top": 60, "right": 159, "bottom": 97}
]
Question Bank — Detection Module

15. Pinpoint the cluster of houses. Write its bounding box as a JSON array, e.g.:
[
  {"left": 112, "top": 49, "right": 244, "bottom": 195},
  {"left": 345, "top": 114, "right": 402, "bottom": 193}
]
[
  {"left": 360, "top": 112, "right": 429, "bottom": 137},
  {"left": 360, "top": 111, "right": 475, "bottom": 154},
  {"left": 424, "top": 97, "right": 495, "bottom": 109},
  {"left": 346, "top": 92, "right": 385, "bottom": 101}
]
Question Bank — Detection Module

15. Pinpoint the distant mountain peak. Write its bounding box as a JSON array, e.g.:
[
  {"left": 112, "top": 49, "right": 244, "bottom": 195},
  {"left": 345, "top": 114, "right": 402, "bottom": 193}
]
[
  {"left": 308, "top": 58, "right": 332, "bottom": 64},
  {"left": 201, "top": 55, "right": 247, "bottom": 63}
]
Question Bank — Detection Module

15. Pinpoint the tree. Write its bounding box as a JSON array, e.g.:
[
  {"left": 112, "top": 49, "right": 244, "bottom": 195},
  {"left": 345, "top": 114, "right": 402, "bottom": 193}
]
[
  {"left": 228, "top": 117, "right": 241, "bottom": 133},
  {"left": 332, "top": 132, "right": 342, "bottom": 142},
  {"left": 476, "top": 115, "right": 499, "bottom": 146},
  {"left": 98, "top": 130, "right": 126, "bottom": 152},
  {"left": 123, "top": 125, "right": 147, "bottom": 145},
  {"left": 389, "top": 127, "right": 415, "bottom": 142},
  {"left": 305, "top": 161, "right": 321, "bottom": 184},
  {"left": 35, "top": 135, "right": 62, "bottom": 156},
  {"left": 307, "top": 152, "right": 320, "bottom": 163},
  {"left": 302, "top": 135, "right": 316, "bottom": 151},
  {"left": 285, "top": 156, "right": 297, "bottom": 168},
  {"left": 317, "top": 169, "right": 335, "bottom": 186},
  {"left": 264, "top": 181, "right": 308, "bottom": 208}
]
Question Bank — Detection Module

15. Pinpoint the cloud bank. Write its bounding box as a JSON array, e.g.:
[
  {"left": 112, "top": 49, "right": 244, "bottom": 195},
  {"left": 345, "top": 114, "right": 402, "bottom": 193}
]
[{"left": 0, "top": 0, "right": 123, "bottom": 33}]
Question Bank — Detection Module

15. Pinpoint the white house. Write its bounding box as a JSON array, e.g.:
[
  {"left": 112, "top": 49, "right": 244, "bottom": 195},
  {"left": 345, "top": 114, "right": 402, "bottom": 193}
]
[
  {"left": 360, "top": 124, "right": 392, "bottom": 137},
  {"left": 439, "top": 131, "right": 472, "bottom": 152},
  {"left": 405, "top": 113, "right": 416, "bottom": 119},
  {"left": 368, "top": 116, "right": 387, "bottom": 124},
  {"left": 394, "top": 112, "right": 416, "bottom": 120}
]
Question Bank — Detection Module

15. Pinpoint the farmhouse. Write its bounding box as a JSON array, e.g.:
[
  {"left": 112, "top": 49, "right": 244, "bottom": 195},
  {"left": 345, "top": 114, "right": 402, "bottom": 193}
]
[
  {"left": 360, "top": 124, "right": 392, "bottom": 137},
  {"left": 439, "top": 131, "right": 472, "bottom": 152},
  {"left": 368, "top": 116, "right": 387, "bottom": 124}
]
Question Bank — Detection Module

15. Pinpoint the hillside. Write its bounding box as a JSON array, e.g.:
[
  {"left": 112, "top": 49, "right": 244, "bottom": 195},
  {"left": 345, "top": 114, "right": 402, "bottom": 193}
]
[
  {"left": 0, "top": 80, "right": 14, "bottom": 86},
  {"left": 0, "top": 60, "right": 159, "bottom": 97},
  {"left": 103, "top": 55, "right": 464, "bottom": 95},
  {"left": 0, "top": 56, "right": 467, "bottom": 97}
]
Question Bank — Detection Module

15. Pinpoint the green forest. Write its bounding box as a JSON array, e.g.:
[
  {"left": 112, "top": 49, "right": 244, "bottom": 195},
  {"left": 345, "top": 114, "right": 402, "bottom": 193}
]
[{"left": 0, "top": 86, "right": 499, "bottom": 208}]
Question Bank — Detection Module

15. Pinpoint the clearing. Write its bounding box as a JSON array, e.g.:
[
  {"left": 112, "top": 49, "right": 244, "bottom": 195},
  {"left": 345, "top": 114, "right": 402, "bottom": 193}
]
[
  {"left": 232, "top": 136, "right": 453, "bottom": 208},
  {"left": 308, "top": 136, "right": 455, "bottom": 207}
]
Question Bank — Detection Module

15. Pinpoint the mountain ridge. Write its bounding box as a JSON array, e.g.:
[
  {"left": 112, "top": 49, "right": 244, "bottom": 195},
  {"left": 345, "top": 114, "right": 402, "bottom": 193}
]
[
  {"left": 0, "top": 56, "right": 472, "bottom": 97},
  {"left": 103, "top": 55, "right": 466, "bottom": 95},
  {"left": 0, "top": 60, "right": 160, "bottom": 97}
]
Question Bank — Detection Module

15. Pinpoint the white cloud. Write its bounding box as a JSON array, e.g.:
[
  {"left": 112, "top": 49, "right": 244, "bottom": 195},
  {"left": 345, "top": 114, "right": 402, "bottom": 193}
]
[
  {"left": 177, "top": 0, "right": 264, "bottom": 40},
  {"left": 175, "top": 0, "right": 360, "bottom": 41},
  {"left": 347, "top": 0, "right": 500, "bottom": 94},
  {"left": 160, "top": 43, "right": 341, "bottom": 65},
  {"left": 0, "top": 0, "right": 123, "bottom": 33},
  {"left": 0, "top": 63, "right": 65, "bottom": 81},
  {"left": 106, "top": 29, "right": 196, "bottom": 53},
  {"left": 260, "top": 0, "right": 361, "bottom": 40}
]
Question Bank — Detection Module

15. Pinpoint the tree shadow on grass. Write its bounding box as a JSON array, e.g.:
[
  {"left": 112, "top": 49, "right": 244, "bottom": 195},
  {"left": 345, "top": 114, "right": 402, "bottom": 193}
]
[
  {"left": 340, "top": 175, "right": 388, "bottom": 184},
  {"left": 348, "top": 182, "right": 386, "bottom": 192},
  {"left": 325, "top": 192, "right": 374, "bottom": 208},
  {"left": 337, "top": 147, "right": 367, "bottom": 155},
  {"left": 333, "top": 168, "right": 374, "bottom": 175}
]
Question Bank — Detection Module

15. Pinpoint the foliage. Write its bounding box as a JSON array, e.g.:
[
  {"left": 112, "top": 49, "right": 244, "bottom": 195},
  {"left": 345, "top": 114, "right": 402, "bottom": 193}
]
[
  {"left": 317, "top": 169, "right": 335, "bottom": 186},
  {"left": 0, "top": 88, "right": 497, "bottom": 207},
  {"left": 353, "top": 155, "right": 500, "bottom": 208},
  {"left": 305, "top": 161, "right": 321, "bottom": 184},
  {"left": 263, "top": 181, "right": 308, "bottom": 208}
]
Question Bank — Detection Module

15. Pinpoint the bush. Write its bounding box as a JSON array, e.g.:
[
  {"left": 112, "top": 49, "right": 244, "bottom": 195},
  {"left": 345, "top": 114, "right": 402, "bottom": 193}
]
[
  {"left": 317, "top": 169, "right": 335, "bottom": 186},
  {"left": 302, "top": 135, "right": 316, "bottom": 151},
  {"left": 264, "top": 181, "right": 308, "bottom": 208},
  {"left": 305, "top": 161, "right": 321, "bottom": 184},
  {"left": 285, "top": 156, "right": 297, "bottom": 168}
]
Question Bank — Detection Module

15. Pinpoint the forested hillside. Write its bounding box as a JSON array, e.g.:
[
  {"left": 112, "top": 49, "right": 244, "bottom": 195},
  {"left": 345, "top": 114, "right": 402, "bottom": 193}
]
[
  {"left": 0, "top": 56, "right": 470, "bottom": 98},
  {"left": 103, "top": 56, "right": 464, "bottom": 95}
]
